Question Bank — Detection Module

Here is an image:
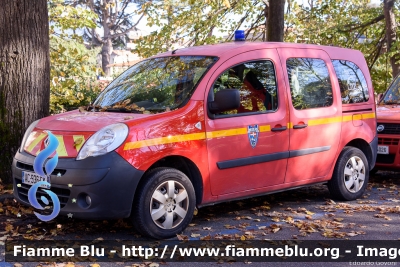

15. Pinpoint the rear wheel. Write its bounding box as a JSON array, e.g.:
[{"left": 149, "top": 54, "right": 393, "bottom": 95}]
[
  {"left": 132, "top": 167, "right": 196, "bottom": 239},
  {"left": 328, "top": 147, "right": 369, "bottom": 200}
]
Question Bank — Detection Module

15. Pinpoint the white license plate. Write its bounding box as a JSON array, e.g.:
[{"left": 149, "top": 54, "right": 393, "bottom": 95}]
[
  {"left": 377, "top": 145, "right": 389, "bottom": 155},
  {"left": 22, "top": 171, "right": 50, "bottom": 188}
]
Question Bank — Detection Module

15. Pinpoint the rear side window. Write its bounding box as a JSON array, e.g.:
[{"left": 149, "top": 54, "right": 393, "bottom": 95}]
[
  {"left": 287, "top": 58, "right": 333, "bottom": 110},
  {"left": 332, "top": 60, "right": 369, "bottom": 104}
]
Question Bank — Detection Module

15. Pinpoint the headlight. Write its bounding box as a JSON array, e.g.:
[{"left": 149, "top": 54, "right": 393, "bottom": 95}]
[
  {"left": 20, "top": 120, "right": 40, "bottom": 152},
  {"left": 76, "top": 123, "right": 128, "bottom": 160}
]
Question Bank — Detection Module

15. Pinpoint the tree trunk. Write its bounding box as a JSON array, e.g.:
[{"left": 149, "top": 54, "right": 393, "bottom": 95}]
[
  {"left": 267, "top": 0, "right": 285, "bottom": 42},
  {"left": 384, "top": 0, "right": 400, "bottom": 78},
  {"left": 101, "top": 15, "right": 112, "bottom": 76},
  {"left": 0, "top": 0, "right": 50, "bottom": 184},
  {"left": 101, "top": 38, "right": 112, "bottom": 76}
]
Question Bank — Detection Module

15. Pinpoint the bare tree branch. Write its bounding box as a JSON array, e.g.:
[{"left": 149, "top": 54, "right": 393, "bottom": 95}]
[
  {"left": 245, "top": 10, "right": 265, "bottom": 40},
  {"left": 367, "top": 29, "right": 386, "bottom": 69},
  {"left": 340, "top": 14, "right": 384, "bottom": 32},
  {"left": 110, "top": 10, "right": 146, "bottom": 39},
  {"left": 84, "top": 28, "right": 103, "bottom": 44},
  {"left": 115, "top": 0, "right": 132, "bottom": 26},
  {"left": 225, "top": 10, "right": 250, "bottom": 42},
  {"left": 368, "top": 38, "right": 385, "bottom": 69}
]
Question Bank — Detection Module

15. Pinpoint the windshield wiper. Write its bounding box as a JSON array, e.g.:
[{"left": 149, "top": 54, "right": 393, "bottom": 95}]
[
  {"left": 382, "top": 100, "right": 400, "bottom": 105},
  {"left": 78, "top": 105, "right": 142, "bottom": 113},
  {"left": 103, "top": 107, "right": 144, "bottom": 113},
  {"left": 78, "top": 104, "right": 101, "bottom": 112}
]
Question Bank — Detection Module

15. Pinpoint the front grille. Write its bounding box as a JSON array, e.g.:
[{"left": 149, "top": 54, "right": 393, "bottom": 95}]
[
  {"left": 377, "top": 123, "right": 400, "bottom": 135},
  {"left": 378, "top": 138, "right": 400, "bottom": 145},
  {"left": 15, "top": 178, "right": 70, "bottom": 208},
  {"left": 376, "top": 154, "right": 396, "bottom": 164}
]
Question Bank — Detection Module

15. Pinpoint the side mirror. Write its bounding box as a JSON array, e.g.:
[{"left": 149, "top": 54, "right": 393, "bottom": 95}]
[
  {"left": 377, "top": 93, "right": 384, "bottom": 104},
  {"left": 208, "top": 89, "right": 240, "bottom": 114}
]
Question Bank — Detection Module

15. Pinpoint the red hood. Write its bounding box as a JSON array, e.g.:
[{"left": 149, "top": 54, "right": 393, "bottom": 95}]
[
  {"left": 37, "top": 110, "right": 151, "bottom": 131},
  {"left": 376, "top": 105, "right": 400, "bottom": 122},
  {"left": 24, "top": 110, "right": 152, "bottom": 158}
]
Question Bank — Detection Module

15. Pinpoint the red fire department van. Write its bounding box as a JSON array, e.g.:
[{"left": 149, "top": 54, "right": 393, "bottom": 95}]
[
  {"left": 12, "top": 41, "right": 377, "bottom": 239},
  {"left": 374, "top": 74, "right": 400, "bottom": 171}
]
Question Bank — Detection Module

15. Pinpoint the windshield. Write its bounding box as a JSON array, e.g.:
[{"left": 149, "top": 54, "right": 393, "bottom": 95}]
[
  {"left": 381, "top": 74, "right": 400, "bottom": 104},
  {"left": 92, "top": 56, "right": 218, "bottom": 113}
]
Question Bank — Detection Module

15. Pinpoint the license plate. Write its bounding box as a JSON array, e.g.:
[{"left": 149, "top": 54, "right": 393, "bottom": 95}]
[
  {"left": 377, "top": 145, "right": 389, "bottom": 155},
  {"left": 22, "top": 171, "right": 50, "bottom": 188}
]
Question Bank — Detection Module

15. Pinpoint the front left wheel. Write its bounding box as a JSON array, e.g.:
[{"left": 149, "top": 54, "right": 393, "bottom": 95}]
[{"left": 132, "top": 167, "right": 196, "bottom": 239}]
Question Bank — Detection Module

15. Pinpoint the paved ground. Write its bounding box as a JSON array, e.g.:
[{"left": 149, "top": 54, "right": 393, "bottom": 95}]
[{"left": 0, "top": 170, "right": 399, "bottom": 267}]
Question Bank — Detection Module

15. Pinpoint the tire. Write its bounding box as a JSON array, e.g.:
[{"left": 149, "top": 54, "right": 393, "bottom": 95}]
[
  {"left": 369, "top": 168, "right": 379, "bottom": 175},
  {"left": 132, "top": 167, "right": 196, "bottom": 239},
  {"left": 328, "top": 147, "right": 369, "bottom": 201}
]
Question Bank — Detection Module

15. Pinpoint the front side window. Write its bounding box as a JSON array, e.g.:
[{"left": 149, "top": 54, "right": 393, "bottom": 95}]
[
  {"left": 287, "top": 58, "right": 333, "bottom": 110},
  {"left": 211, "top": 60, "right": 278, "bottom": 116},
  {"left": 92, "top": 56, "right": 218, "bottom": 113},
  {"left": 332, "top": 60, "right": 369, "bottom": 104}
]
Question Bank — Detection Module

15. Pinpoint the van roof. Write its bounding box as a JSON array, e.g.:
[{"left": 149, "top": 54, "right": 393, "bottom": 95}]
[{"left": 154, "top": 41, "right": 363, "bottom": 61}]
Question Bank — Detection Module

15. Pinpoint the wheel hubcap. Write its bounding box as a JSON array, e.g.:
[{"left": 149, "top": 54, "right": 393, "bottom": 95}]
[
  {"left": 150, "top": 180, "right": 189, "bottom": 229},
  {"left": 343, "top": 156, "right": 365, "bottom": 193}
]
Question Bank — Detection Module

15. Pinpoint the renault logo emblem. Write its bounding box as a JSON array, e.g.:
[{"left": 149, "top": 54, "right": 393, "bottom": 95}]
[{"left": 377, "top": 125, "right": 385, "bottom": 132}]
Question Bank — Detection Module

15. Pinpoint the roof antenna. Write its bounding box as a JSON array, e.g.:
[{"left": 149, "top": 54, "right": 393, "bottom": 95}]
[{"left": 171, "top": 49, "right": 178, "bottom": 55}]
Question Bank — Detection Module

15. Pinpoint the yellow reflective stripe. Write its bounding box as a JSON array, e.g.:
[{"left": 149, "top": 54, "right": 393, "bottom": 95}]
[
  {"left": 122, "top": 112, "right": 376, "bottom": 150},
  {"left": 342, "top": 112, "right": 375, "bottom": 122},
  {"left": 73, "top": 135, "right": 85, "bottom": 152},
  {"left": 124, "top": 126, "right": 270, "bottom": 150},
  {"left": 206, "top": 125, "right": 270, "bottom": 139},
  {"left": 259, "top": 125, "right": 271, "bottom": 132},
  {"left": 26, "top": 133, "right": 46, "bottom": 152},
  {"left": 362, "top": 112, "right": 375, "bottom": 119},
  {"left": 308, "top": 116, "right": 342, "bottom": 126},
  {"left": 301, "top": 112, "right": 375, "bottom": 126},
  {"left": 55, "top": 135, "right": 68, "bottom": 157},
  {"left": 342, "top": 115, "right": 353, "bottom": 122},
  {"left": 124, "top": 132, "right": 206, "bottom": 150},
  {"left": 206, "top": 128, "right": 247, "bottom": 139}
]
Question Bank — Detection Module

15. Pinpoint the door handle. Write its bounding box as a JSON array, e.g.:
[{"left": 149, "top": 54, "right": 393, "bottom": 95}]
[
  {"left": 293, "top": 124, "right": 308, "bottom": 129},
  {"left": 271, "top": 126, "right": 287, "bottom": 132}
]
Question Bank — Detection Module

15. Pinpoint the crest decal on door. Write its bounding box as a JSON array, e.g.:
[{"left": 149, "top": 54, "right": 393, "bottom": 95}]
[{"left": 247, "top": 125, "right": 259, "bottom": 148}]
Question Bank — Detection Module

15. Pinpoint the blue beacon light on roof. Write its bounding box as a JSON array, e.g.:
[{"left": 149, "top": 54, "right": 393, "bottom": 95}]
[{"left": 235, "top": 30, "right": 245, "bottom": 41}]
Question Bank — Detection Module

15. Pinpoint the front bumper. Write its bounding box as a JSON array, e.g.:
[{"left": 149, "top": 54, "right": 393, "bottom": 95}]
[
  {"left": 375, "top": 134, "right": 400, "bottom": 170},
  {"left": 12, "top": 150, "right": 144, "bottom": 219}
]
